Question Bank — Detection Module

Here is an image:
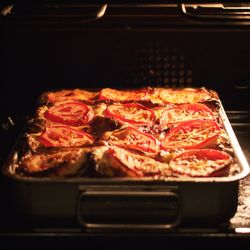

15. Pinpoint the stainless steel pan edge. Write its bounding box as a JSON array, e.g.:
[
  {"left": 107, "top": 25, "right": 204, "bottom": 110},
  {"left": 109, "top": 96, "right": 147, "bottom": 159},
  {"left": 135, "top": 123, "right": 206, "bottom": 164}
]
[{"left": 218, "top": 102, "right": 250, "bottom": 181}]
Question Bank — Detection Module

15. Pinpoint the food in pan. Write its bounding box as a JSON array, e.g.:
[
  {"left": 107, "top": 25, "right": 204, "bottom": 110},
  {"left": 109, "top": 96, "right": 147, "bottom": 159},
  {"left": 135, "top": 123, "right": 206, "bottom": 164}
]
[
  {"left": 169, "top": 149, "right": 232, "bottom": 177},
  {"left": 161, "top": 119, "right": 221, "bottom": 150},
  {"left": 45, "top": 89, "right": 97, "bottom": 103},
  {"left": 20, "top": 148, "right": 90, "bottom": 176},
  {"left": 104, "top": 103, "right": 156, "bottom": 125},
  {"left": 15, "top": 87, "right": 236, "bottom": 178},
  {"left": 152, "top": 87, "right": 215, "bottom": 104},
  {"left": 99, "top": 88, "right": 148, "bottom": 102},
  {"left": 92, "top": 146, "right": 171, "bottom": 177},
  {"left": 44, "top": 101, "right": 94, "bottom": 126},
  {"left": 38, "top": 125, "right": 94, "bottom": 147},
  {"left": 102, "top": 127, "right": 160, "bottom": 155},
  {"left": 158, "top": 103, "right": 214, "bottom": 126}
]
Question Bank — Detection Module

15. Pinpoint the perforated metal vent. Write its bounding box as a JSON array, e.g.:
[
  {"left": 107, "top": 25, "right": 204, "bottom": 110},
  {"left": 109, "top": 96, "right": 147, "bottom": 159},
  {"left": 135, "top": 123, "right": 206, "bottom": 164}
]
[{"left": 120, "top": 41, "right": 195, "bottom": 88}]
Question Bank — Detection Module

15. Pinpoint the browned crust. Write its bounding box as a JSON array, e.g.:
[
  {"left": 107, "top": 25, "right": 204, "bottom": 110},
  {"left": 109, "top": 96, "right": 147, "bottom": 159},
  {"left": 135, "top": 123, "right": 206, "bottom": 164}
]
[
  {"left": 39, "top": 88, "right": 99, "bottom": 105},
  {"left": 13, "top": 87, "right": 236, "bottom": 178},
  {"left": 19, "top": 147, "right": 91, "bottom": 177}
]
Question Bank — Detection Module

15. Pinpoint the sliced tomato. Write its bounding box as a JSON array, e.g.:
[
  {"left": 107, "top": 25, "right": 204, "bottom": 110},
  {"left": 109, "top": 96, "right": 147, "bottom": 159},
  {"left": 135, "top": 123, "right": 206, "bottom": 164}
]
[
  {"left": 38, "top": 126, "right": 94, "bottom": 147},
  {"left": 104, "top": 103, "right": 155, "bottom": 125},
  {"left": 161, "top": 119, "right": 220, "bottom": 150},
  {"left": 156, "top": 88, "right": 213, "bottom": 104},
  {"left": 44, "top": 101, "right": 94, "bottom": 126},
  {"left": 101, "top": 147, "right": 170, "bottom": 177},
  {"left": 104, "top": 127, "right": 159, "bottom": 154},
  {"left": 99, "top": 88, "right": 147, "bottom": 102},
  {"left": 47, "top": 89, "right": 97, "bottom": 103},
  {"left": 169, "top": 149, "right": 232, "bottom": 177},
  {"left": 159, "top": 103, "right": 214, "bottom": 126}
]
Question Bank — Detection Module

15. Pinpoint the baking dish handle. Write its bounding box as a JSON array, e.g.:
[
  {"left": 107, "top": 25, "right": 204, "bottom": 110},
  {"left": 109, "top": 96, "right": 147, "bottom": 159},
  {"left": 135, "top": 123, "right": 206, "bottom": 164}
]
[{"left": 77, "top": 188, "right": 181, "bottom": 231}]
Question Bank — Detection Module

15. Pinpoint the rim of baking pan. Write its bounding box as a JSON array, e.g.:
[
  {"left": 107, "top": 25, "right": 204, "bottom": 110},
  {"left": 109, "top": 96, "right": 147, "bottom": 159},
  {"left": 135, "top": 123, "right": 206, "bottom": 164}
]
[{"left": 2, "top": 101, "right": 250, "bottom": 184}]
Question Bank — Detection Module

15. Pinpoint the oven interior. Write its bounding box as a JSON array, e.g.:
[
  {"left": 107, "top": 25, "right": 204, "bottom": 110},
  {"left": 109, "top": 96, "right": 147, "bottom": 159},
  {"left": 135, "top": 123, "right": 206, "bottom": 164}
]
[
  {"left": 0, "top": 2, "right": 250, "bottom": 231},
  {"left": 1, "top": 2, "right": 250, "bottom": 163},
  {"left": 1, "top": 3, "right": 250, "bottom": 116}
]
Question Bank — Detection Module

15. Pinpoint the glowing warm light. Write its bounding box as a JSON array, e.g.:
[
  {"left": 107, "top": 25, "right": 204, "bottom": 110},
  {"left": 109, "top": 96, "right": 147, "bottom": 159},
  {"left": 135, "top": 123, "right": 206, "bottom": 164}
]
[{"left": 235, "top": 227, "right": 250, "bottom": 233}]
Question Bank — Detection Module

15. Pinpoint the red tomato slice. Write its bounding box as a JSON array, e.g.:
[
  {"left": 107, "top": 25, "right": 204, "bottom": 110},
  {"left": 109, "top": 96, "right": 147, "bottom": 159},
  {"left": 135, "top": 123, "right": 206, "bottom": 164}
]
[
  {"left": 169, "top": 149, "right": 232, "bottom": 177},
  {"left": 161, "top": 119, "right": 220, "bottom": 150},
  {"left": 104, "top": 103, "right": 156, "bottom": 125},
  {"left": 159, "top": 103, "right": 214, "bottom": 125},
  {"left": 157, "top": 88, "right": 213, "bottom": 104},
  {"left": 99, "top": 88, "right": 147, "bottom": 102},
  {"left": 39, "top": 126, "right": 94, "bottom": 147},
  {"left": 44, "top": 101, "right": 94, "bottom": 126},
  {"left": 105, "top": 127, "right": 159, "bottom": 154}
]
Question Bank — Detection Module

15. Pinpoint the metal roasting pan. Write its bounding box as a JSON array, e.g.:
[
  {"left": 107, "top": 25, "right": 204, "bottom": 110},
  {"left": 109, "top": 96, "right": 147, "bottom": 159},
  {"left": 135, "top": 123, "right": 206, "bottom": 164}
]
[{"left": 2, "top": 96, "right": 250, "bottom": 231}]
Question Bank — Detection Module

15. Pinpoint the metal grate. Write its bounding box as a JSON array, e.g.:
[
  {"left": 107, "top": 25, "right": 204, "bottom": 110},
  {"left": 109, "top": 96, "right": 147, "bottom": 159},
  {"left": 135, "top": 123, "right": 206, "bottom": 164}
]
[{"left": 132, "top": 43, "right": 193, "bottom": 87}]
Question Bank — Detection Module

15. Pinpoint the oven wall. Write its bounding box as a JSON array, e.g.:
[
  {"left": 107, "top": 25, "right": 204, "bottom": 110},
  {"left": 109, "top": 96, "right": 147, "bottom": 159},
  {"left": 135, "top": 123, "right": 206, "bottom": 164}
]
[
  {"left": 2, "top": 29, "right": 250, "bottom": 110},
  {"left": 1, "top": 4, "right": 250, "bottom": 131}
]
